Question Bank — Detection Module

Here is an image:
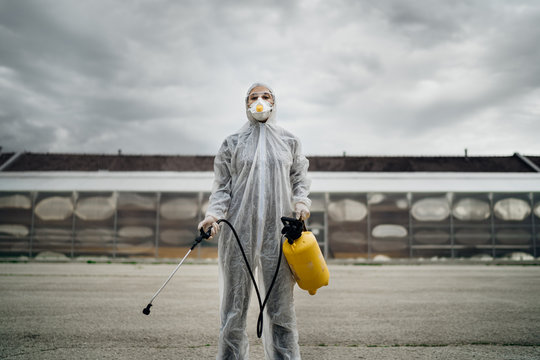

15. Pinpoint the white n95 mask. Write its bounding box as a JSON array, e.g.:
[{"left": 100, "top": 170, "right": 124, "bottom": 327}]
[{"left": 248, "top": 98, "right": 273, "bottom": 121}]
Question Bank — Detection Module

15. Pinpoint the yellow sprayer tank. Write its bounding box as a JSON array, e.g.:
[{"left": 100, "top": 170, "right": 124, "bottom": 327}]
[{"left": 283, "top": 231, "right": 329, "bottom": 295}]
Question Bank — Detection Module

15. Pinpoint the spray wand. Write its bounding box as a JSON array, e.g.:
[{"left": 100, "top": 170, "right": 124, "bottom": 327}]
[{"left": 142, "top": 227, "right": 212, "bottom": 315}]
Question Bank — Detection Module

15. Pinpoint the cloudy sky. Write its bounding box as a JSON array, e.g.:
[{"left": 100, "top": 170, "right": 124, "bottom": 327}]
[{"left": 1, "top": 0, "right": 539, "bottom": 157}]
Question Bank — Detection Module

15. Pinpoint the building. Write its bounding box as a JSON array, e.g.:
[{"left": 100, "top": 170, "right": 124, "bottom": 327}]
[{"left": 1, "top": 152, "right": 539, "bottom": 260}]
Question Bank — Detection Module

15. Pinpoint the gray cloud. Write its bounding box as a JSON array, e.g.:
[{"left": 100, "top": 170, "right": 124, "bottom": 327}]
[{"left": 1, "top": 0, "right": 539, "bottom": 156}]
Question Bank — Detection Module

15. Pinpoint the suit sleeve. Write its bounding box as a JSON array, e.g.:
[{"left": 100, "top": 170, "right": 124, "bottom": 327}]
[
  {"left": 290, "top": 137, "right": 312, "bottom": 208},
  {"left": 205, "top": 139, "right": 233, "bottom": 220}
]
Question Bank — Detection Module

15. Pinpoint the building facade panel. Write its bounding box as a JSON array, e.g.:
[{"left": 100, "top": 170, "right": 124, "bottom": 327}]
[{"left": 1, "top": 171, "right": 540, "bottom": 259}]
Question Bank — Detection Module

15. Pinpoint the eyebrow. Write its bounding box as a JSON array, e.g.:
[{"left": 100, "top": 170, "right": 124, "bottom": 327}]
[{"left": 250, "top": 92, "right": 272, "bottom": 97}]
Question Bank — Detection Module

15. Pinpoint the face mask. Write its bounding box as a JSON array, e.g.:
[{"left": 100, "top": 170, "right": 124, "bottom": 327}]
[{"left": 248, "top": 98, "right": 273, "bottom": 121}]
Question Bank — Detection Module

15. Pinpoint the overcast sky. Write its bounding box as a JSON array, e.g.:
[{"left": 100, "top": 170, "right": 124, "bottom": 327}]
[{"left": 1, "top": 0, "right": 539, "bottom": 157}]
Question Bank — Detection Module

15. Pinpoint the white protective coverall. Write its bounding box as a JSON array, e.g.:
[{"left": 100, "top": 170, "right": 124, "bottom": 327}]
[{"left": 205, "top": 83, "right": 311, "bottom": 359}]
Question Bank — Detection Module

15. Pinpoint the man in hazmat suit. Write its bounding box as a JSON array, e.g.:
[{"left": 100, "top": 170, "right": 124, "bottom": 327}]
[{"left": 198, "top": 83, "right": 311, "bottom": 359}]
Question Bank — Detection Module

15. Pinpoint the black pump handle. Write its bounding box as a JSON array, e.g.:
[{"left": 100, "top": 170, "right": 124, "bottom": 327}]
[
  {"left": 280, "top": 216, "right": 307, "bottom": 230},
  {"left": 281, "top": 216, "right": 299, "bottom": 224},
  {"left": 280, "top": 216, "right": 306, "bottom": 244}
]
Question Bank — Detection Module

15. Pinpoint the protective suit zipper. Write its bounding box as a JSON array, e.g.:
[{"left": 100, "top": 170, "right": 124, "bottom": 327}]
[{"left": 256, "top": 123, "right": 266, "bottom": 252}]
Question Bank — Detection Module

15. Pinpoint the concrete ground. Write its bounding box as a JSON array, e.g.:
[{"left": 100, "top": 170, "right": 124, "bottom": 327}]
[{"left": 1, "top": 262, "right": 539, "bottom": 359}]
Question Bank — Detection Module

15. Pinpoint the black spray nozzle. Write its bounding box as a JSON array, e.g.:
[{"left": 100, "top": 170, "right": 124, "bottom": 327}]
[
  {"left": 191, "top": 227, "right": 212, "bottom": 250},
  {"left": 142, "top": 303, "right": 152, "bottom": 315},
  {"left": 281, "top": 217, "right": 305, "bottom": 244}
]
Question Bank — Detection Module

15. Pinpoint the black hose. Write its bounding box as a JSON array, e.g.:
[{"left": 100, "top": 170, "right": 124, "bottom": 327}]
[{"left": 217, "top": 219, "right": 283, "bottom": 338}]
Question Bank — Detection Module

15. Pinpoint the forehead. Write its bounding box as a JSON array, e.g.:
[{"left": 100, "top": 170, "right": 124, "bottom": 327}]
[{"left": 249, "top": 86, "right": 271, "bottom": 95}]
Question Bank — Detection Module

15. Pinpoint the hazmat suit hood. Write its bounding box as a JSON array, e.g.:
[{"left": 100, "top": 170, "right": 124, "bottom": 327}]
[{"left": 244, "top": 82, "right": 277, "bottom": 126}]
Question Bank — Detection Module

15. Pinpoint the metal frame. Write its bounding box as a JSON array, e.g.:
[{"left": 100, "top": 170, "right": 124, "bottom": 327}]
[
  {"left": 2, "top": 189, "right": 540, "bottom": 260},
  {"left": 532, "top": 193, "right": 537, "bottom": 258}
]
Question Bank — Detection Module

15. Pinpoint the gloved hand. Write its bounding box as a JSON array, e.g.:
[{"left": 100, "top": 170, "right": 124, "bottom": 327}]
[
  {"left": 295, "top": 202, "right": 310, "bottom": 220},
  {"left": 198, "top": 215, "right": 219, "bottom": 239}
]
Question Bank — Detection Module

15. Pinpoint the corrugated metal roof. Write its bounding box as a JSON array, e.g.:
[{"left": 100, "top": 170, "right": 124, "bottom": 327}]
[
  {"left": 2, "top": 153, "right": 215, "bottom": 171},
  {"left": 308, "top": 155, "right": 534, "bottom": 172},
  {"left": 0, "top": 152, "right": 538, "bottom": 172}
]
